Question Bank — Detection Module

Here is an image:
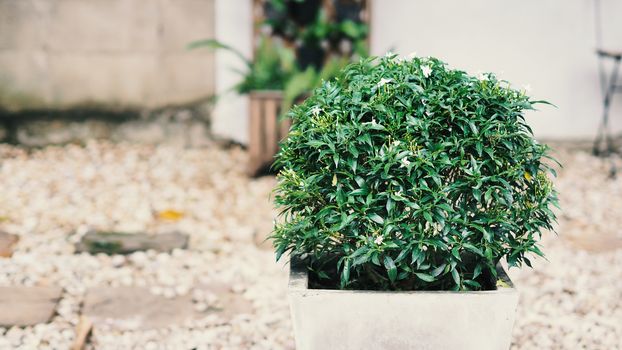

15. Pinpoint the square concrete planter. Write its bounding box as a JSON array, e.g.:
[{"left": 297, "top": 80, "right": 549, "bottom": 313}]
[{"left": 288, "top": 259, "right": 519, "bottom": 350}]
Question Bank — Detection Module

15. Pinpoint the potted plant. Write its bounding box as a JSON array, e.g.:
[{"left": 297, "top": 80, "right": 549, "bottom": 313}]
[
  {"left": 272, "top": 54, "right": 559, "bottom": 349},
  {"left": 189, "top": 36, "right": 354, "bottom": 175}
]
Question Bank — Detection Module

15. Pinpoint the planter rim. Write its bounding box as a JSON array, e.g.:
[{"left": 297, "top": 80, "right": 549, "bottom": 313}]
[{"left": 289, "top": 257, "right": 517, "bottom": 295}]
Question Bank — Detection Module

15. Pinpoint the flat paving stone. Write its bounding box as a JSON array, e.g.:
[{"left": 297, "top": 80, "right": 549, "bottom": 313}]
[
  {"left": 75, "top": 231, "right": 188, "bottom": 255},
  {"left": 0, "top": 286, "right": 62, "bottom": 326},
  {"left": 82, "top": 287, "right": 197, "bottom": 330},
  {"left": 0, "top": 231, "right": 19, "bottom": 258},
  {"left": 198, "top": 283, "right": 254, "bottom": 320},
  {"left": 565, "top": 233, "right": 622, "bottom": 252}
]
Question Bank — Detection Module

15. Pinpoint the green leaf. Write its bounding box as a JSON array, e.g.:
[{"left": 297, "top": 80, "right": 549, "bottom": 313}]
[
  {"left": 369, "top": 213, "right": 384, "bottom": 225},
  {"left": 341, "top": 259, "right": 351, "bottom": 288},
  {"left": 415, "top": 273, "right": 435, "bottom": 282},
  {"left": 430, "top": 264, "right": 447, "bottom": 277},
  {"left": 384, "top": 256, "right": 397, "bottom": 283},
  {"left": 463, "top": 243, "right": 483, "bottom": 256},
  {"left": 451, "top": 268, "right": 461, "bottom": 285},
  {"left": 473, "top": 264, "right": 483, "bottom": 279}
]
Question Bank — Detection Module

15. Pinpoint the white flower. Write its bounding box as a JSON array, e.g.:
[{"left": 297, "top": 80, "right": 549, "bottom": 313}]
[
  {"left": 385, "top": 51, "right": 394, "bottom": 58},
  {"left": 405, "top": 206, "right": 411, "bottom": 212},
  {"left": 422, "top": 245, "right": 428, "bottom": 251},
  {"left": 421, "top": 65, "right": 432, "bottom": 78},
  {"left": 374, "top": 235, "right": 384, "bottom": 245},
  {"left": 400, "top": 157, "right": 411, "bottom": 168},
  {"left": 311, "top": 105, "right": 322, "bottom": 116},
  {"left": 392, "top": 140, "right": 401, "bottom": 147},
  {"left": 376, "top": 78, "right": 393, "bottom": 88}
]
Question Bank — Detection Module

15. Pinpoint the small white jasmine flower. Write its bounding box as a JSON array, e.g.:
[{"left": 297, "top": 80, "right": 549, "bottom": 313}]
[
  {"left": 348, "top": 209, "right": 354, "bottom": 214},
  {"left": 400, "top": 157, "right": 411, "bottom": 168},
  {"left": 422, "top": 245, "right": 428, "bottom": 251},
  {"left": 405, "top": 206, "right": 411, "bottom": 212},
  {"left": 311, "top": 105, "right": 322, "bottom": 116},
  {"left": 421, "top": 65, "right": 432, "bottom": 78},
  {"left": 374, "top": 235, "right": 384, "bottom": 245},
  {"left": 376, "top": 78, "right": 393, "bottom": 88}
]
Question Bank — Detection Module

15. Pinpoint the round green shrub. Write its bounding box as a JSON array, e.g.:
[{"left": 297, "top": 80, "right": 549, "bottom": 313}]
[{"left": 272, "top": 54, "right": 559, "bottom": 291}]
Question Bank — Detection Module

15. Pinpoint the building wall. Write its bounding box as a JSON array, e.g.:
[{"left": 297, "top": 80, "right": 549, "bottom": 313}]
[
  {"left": 2, "top": 0, "right": 621, "bottom": 142},
  {"left": 0, "top": 0, "right": 215, "bottom": 111},
  {"left": 210, "top": 0, "right": 252, "bottom": 144},
  {"left": 370, "top": 0, "right": 622, "bottom": 139}
]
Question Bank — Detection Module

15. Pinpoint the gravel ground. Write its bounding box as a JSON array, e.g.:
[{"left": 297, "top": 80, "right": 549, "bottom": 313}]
[{"left": 0, "top": 140, "right": 620, "bottom": 349}]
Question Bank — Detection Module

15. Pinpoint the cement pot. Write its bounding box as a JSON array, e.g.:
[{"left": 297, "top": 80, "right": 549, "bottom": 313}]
[{"left": 288, "top": 259, "right": 519, "bottom": 350}]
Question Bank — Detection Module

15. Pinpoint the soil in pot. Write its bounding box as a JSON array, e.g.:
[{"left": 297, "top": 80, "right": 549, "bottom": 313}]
[{"left": 305, "top": 257, "right": 498, "bottom": 291}]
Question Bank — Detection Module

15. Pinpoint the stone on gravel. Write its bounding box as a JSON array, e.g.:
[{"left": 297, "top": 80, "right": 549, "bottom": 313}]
[
  {"left": 0, "top": 231, "right": 19, "bottom": 257},
  {"left": 82, "top": 287, "right": 197, "bottom": 330},
  {"left": 75, "top": 231, "right": 188, "bottom": 254},
  {"left": 0, "top": 286, "right": 62, "bottom": 326}
]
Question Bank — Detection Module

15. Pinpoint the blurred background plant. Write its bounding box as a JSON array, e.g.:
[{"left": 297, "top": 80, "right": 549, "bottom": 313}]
[{"left": 189, "top": 0, "right": 369, "bottom": 115}]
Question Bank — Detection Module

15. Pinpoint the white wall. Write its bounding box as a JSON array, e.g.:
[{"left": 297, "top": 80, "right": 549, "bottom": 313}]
[
  {"left": 212, "top": 0, "right": 622, "bottom": 143},
  {"left": 370, "top": 0, "right": 622, "bottom": 140},
  {"left": 212, "top": 0, "right": 252, "bottom": 144}
]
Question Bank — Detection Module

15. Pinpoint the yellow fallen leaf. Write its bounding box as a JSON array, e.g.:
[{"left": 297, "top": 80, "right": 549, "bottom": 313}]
[
  {"left": 524, "top": 172, "right": 532, "bottom": 181},
  {"left": 157, "top": 209, "right": 185, "bottom": 221},
  {"left": 496, "top": 279, "right": 510, "bottom": 288},
  {"left": 332, "top": 174, "right": 337, "bottom": 186}
]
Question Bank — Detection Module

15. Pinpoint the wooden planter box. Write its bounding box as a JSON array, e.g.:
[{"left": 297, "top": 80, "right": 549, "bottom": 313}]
[{"left": 248, "top": 90, "right": 293, "bottom": 176}]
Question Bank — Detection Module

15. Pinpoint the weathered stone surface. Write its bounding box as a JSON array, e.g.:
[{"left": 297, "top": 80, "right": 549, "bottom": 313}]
[
  {"left": 47, "top": 0, "right": 159, "bottom": 52},
  {"left": 9, "top": 112, "right": 213, "bottom": 147},
  {"left": 82, "top": 287, "right": 197, "bottom": 330},
  {"left": 0, "top": 286, "right": 62, "bottom": 326},
  {"left": 15, "top": 119, "right": 113, "bottom": 147},
  {"left": 0, "top": 0, "right": 216, "bottom": 110},
  {"left": 0, "top": 231, "right": 19, "bottom": 257},
  {"left": 75, "top": 231, "right": 188, "bottom": 255},
  {"left": 194, "top": 282, "right": 254, "bottom": 320}
]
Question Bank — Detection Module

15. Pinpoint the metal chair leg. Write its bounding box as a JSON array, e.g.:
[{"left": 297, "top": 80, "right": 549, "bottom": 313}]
[{"left": 593, "top": 56, "right": 621, "bottom": 164}]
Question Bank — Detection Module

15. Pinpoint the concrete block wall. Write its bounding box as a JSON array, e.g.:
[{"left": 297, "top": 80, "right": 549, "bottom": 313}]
[{"left": 0, "top": 0, "right": 216, "bottom": 112}]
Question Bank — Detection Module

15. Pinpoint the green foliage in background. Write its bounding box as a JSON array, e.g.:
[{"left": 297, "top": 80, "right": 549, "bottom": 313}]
[
  {"left": 188, "top": 38, "right": 294, "bottom": 93},
  {"left": 188, "top": 37, "right": 351, "bottom": 115},
  {"left": 272, "top": 54, "right": 559, "bottom": 291},
  {"left": 263, "top": 0, "right": 369, "bottom": 58}
]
